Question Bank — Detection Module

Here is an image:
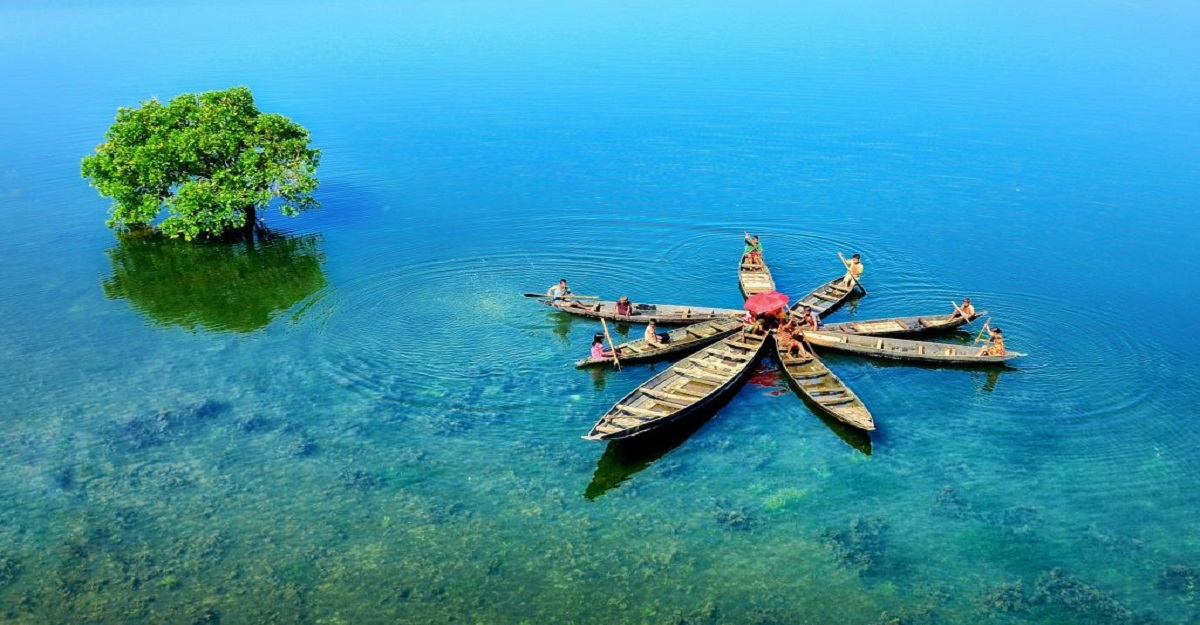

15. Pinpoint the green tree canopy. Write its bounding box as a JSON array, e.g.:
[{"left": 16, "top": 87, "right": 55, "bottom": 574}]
[
  {"left": 82, "top": 86, "right": 321, "bottom": 240},
  {"left": 102, "top": 230, "right": 328, "bottom": 333}
]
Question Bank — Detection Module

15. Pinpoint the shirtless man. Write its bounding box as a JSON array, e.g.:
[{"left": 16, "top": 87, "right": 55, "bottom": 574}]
[{"left": 950, "top": 297, "right": 976, "bottom": 321}]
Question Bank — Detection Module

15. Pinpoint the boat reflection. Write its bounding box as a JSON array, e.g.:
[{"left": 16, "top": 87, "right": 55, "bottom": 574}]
[
  {"left": 549, "top": 311, "right": 575, "bottom": 346},
  {"left": 809, "top": 409, "right": 873, "bottom": 456},
  {"left": 588, "top": 366, "right": 607, "bottom": 392},
  {"left": 102, "top": 229, "right": 327, "bottom": 333},
  {"left": 584, "top": 404, "right": 716, "bottom": 501}
]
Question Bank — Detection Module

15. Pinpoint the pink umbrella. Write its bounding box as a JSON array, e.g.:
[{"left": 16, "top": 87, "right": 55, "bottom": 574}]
[{"left": 743, "top": 291, "right": 790, "bottom": 316}]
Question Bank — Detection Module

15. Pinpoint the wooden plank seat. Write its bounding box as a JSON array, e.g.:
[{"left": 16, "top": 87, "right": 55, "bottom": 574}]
[
  {"left": 678, "top": 369, "right": 727, "bottom": 383},
  {"left": 639, "top": 388, "right": 698, "bottom": 405},
  {"left": 819, "top": 397, "right": 856, "bottom": 406},
  {"left": 663, "top": 384, "right": 711, "bottom": 398},
  {"left": 617, "top": 404, "right": 671, "bottom": 418},
  {"left": 707, "top": 348, "right": 751, "bottom": 361},
  {"left": 687, "top": 357, "right": 737, "bottom": 373}
]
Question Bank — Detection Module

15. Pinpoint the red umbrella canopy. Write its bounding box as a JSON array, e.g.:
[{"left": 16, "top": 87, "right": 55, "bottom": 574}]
[{"left": 744, "top": 291, "right": 789, "bottom": 315}]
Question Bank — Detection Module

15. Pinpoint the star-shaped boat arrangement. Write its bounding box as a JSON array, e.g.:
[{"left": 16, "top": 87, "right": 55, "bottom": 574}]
[{"left": 527, "top": 236, "right": 1024, "bottom": 443}]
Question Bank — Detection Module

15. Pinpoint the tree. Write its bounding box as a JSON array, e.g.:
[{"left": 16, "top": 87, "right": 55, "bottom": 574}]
[{"left": 82, "top": 86, "right": 321, "bottom": 241}]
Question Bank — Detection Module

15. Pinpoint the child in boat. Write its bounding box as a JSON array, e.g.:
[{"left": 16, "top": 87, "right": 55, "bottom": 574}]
[
  {"left": 777, "top": 316, "right": 806, "bottom": 355},
  {"left": 743, "top": 233, "right": 763, "bottom": 269},
  {"left": 590, "top": 333, "right": 614, "bottom": 360},
  {"left": 840, "top": 253, "right": 863, "bottom": 288},
  {"left": 742, "top": 311, "right": 766, "bottom": 336},
  {"left": 644, "top": 319, "right": 670, "bottom": 346},
  {"left": 546, "top": 278, "right": 588, "bottom": 310},
  {"left": 797, "top": 305, "right": 820, "bottom": 330},
  {"left": 950, "top": 297, "right": 975, "bottom": 321},
  {"left": 978, "top": 326, "right": 1006, "bottom": 356}
]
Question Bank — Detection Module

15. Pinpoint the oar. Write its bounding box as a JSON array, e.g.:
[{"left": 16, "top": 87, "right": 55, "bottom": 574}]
[
  {"left": 973, "top": 319, "right": 992, "bottom": 344},
  {"left": 522, "top": 292, "right": 600, "bottom": 299},
  {"left": 600, "top": 318, "right": 621, "bottom": 370},
  {"left": 951, "top": 301, "right": 976, "bottom": 324},
  {"left": 837, "top": 252, "right": 868, "bottom": 296}
]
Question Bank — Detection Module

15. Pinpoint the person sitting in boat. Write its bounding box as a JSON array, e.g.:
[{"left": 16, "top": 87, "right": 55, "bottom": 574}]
[
  {"left": 742, "top": 311, "right": 765, "bottom": 336},
  {"left": 644, "top": 319, "right": 671, "bottom": 346},
  {"left": 776, "top": 321, "right": 809, "bottom": 357},
  {"left": 797, "top": 305, "right": 820, "bottom": 330},
  {"left": 978, "top": 326, "right": 1006, "bottom": 356},
  {"left": 950, "top": 297, "right": 975, "bottom": 321},
  {"left": 614, "top": 295, "right": 635, "bottom": 316},
  {"left": 590, "top": 333, "right": 614, "bottom": 361},
  {"left": 742, "top": 233, "right": 763, "bottom": 269},
  {"left": 840, "top": 253, "right": 863, "bottom": 288},
  {"left": 546, "top": 278, "right": 588, "bottom": 310}
]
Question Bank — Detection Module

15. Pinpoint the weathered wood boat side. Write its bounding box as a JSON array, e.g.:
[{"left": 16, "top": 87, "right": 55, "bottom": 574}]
[
  {"left": 774, "top": 336, "right": 875, "bottom": 431},
  {"left": 790, "top": 277, "right": 855, "bottom": 318},
  {"left": 738, "top": 255, "right": 776, "bottom": 299},
  {"left": 575, "top": 317, "right": 743, "bottom": 368},
  {"left": 801, "top": 330, "right": 1025, "bottom": 365},
  {"left": 584, "top": 331, "right": 770, "bottom": 441},
  {"left": 540, "top": 298, "right": 742, "bottom": 325},
  {"left": 821, "top": 311, "right": 986, "bottom": 337}
]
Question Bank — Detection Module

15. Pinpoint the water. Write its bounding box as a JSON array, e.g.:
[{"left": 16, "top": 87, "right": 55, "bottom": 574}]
[{"left": 2, "top": 1, "right": 1199, "bottom": 622}]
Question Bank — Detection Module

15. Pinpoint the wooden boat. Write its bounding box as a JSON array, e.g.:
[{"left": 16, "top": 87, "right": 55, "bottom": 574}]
[
  {"left": 774, "top": 335, "right": 875, "bottom": 430},
  {"left": 800, "top": 330, "right": 1026, "bottom": 365},
  {"left": 576, "top": 317, "right": 742, "bottom": 369},
  {"left": 738, "top": 254, "right": 775, "bottom": 299},
  {"left": 790, "top": 277, "right": 856, "bottom": 318},
  {"left": 821, "top": 311, "right": 986, "bottom": 337},
  {"left": 584, "top": 331, "right": 770, "bottom": 441},
  {"left": 539, "top": 298, "right": 742, "bottom": 325}
]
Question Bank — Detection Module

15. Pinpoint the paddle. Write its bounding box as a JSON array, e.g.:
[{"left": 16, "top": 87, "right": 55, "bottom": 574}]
[
  {"left": 600, "top": 318, "right": 621, "bottom": 370},
  {"left": 973, "top": 319, "right": 992, "bottom": 344},
  {"left": 522, "top": 292, "right": 600, "bottom": 299},
  {"left": 837, "top": 252, "right": 868, "bottom": 296}
]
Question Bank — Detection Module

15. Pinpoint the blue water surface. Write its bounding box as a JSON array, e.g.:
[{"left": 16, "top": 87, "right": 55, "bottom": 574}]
[{"left": 1, "top": 1, "right": 1199, "bottom": 623}]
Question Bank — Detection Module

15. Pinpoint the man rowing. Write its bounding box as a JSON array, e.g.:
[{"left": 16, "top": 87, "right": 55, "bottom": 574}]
[{"left": 950, "top": 297, "right": 976, "bottom": 321}]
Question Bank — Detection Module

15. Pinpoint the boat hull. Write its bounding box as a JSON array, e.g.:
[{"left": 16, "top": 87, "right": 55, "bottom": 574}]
[
  {"left": 575, "top": 318, "right": 742, "bottom": 369},
  {"left": 541, "top": 299, "right": 741, "bottom": 326},
  {"left": 584, "top": 332, "right": 770, "bottom": 441},
  {"left": 821, "top": 311, "right": 986, "bottom": 337},
  {"left": 775, "top": 337, "right": 875, "bottom": 430},
  {"left": 801, "top": 330, "right": 1024, "bottom": 365}
]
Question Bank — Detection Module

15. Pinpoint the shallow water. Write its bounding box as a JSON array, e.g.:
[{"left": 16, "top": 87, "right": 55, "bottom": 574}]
[{"left": 2, "top": 1, "right": 1200, "bottom": 623}]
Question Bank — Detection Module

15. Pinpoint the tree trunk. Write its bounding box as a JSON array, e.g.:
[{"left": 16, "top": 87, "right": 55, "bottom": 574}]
[{"left": 242, "top": 205, "right": 257, "bottom": 241}]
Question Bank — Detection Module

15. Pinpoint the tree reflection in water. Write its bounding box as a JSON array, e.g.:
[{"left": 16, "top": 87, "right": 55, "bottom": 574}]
[{"left": 102, "top": 230, "right": 328, "bottom": 333}]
